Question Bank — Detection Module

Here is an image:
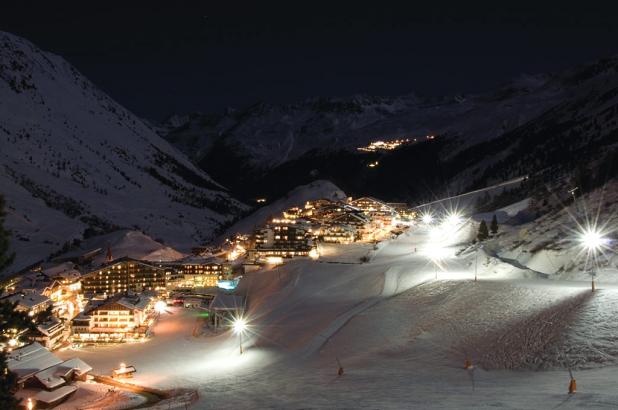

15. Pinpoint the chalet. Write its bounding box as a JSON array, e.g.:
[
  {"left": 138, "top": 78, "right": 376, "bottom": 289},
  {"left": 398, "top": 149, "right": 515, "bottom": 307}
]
[
  {"left": 350, "top": 196, "right": 394, "bottom": 213},
  {"left": 387, "top": 202, "right": 416, "bottom": 220},
  {"left": 7, "top": 342, "right": 92, "bottom": 408},
  {"left": 5, "top": 292, "right": 51, "bottom": 317},
  {"left": 71, "top": 294, "right": 155, "bottom": 343},
  {"left": 320, "top": 224, "right": 357, "bottom": 243},
  {"left": 249, "top": 220, "right": 313, "bottom": 260},
  {"left": 349, "top": 197, "right": 397, "bottom": 226},
  {"left": 31, "top": 317, "right": 67, "bottom": 350}
]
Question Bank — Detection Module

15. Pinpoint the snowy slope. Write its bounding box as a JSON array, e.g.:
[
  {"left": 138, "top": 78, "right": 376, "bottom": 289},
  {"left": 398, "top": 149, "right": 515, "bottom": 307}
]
[
  {"left": 479, "top": 181, "right": 618, "bottom": 282},
  {"left": 60, "top": 218, "right": 618, "bottom": 409},
  {"left": 56, "top": 229, "right": 185, "bottom": 267},
  {"left": 0, "top": 31, "right": 247, "bottom": 275}
]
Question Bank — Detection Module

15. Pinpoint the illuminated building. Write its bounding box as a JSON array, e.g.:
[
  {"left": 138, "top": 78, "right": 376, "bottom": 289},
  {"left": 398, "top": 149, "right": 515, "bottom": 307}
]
[
  {"left": 349, "top": 197, "right": 398, "bottom": 226},
  {"left": 5, "top": 292, "right": 51, "bottom": 317},
  {"left": 81, "top": 257, "right": 169, "bottom": 296},
  {"left": 158, "top": 257, "right": 232, "bottom": 289},
  {"left": 71, "top": 294, "right": 155, "bottom": 343},
  {"left": 7, "top": 342, "right": 92, "bottom": 407},
  {"left": 387, "top": 202, "right": 416, "bottom": 220},
  {"left": 320, "top": 224, "right": 357, "bottom": 243},
  {"left": 249, "top": 220, "right": 313, "bottom": 260},
  {"left": 31, "top": 317, "right": 66, "bottom": 350}
]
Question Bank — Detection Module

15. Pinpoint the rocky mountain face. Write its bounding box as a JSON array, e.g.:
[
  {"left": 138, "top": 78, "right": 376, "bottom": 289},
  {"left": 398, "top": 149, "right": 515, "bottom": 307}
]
[
  {"left": 0, "top": 31, "right": 247, "bottom": 274},
  {"left": 162, "top": 57, "right": 618, "bottom": 204}
]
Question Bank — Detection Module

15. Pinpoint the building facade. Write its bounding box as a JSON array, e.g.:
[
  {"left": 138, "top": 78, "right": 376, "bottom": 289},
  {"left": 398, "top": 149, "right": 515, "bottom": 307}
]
[
  {"left": 159, "top": 258, "right": 232, "bottom": 288},
  {"left": 81, "top": 258, "right": 168, "bottom": 296},
  {"left": 71, "top": 295, "right": 154, "bottom": 343}
]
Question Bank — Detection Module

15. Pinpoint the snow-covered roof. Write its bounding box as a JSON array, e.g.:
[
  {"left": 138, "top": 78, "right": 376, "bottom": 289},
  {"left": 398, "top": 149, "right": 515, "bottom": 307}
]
[
  {"left": 119, "top": 296, "right": 151, "bottom": 311},
  {"left": 60, "top": 358, "right": 93, "bottom": 375},
  {"left": 210, "top": 294, "right": 245, "bottom": 311},
  {"left": 34, "top": 366, "right": 69, "bottom": 389},
  {"left": 7, "top": 292, "right": 50, "bottom": 309},
  {"left": 174, "top": 255, "right": 226, "bottom": 265},
  {"left": 41, "top": 262, "right": 81, "bottom": 280},
  {"left": 33, "top": 385, "right": 77, "bottom": 404},
  {"left": 36, "top": 317, "right": 63, "bottom": 336},
  {"left": 7, "top": 343, "right": 63, "bottom": 381},
  {"left": 34, "top": 357, "right": 93, "bottom": 389}
]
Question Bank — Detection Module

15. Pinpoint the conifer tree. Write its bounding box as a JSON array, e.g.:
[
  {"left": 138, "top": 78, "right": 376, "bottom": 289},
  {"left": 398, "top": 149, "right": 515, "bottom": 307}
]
[
  {"left": 0, "top": 194, "right": 19, "bottom": 410},
  {"left": 477, "top": 220, "right": 489, "bottom": 241},
  {"left": 0, "top": 194, "right": 14, "bottom": 274},
  {"left": 0, "top": 350, "right": 18, "bottom": 410},
  {"left": 490, "top": 214, "right": 499, "bottom": 235}
]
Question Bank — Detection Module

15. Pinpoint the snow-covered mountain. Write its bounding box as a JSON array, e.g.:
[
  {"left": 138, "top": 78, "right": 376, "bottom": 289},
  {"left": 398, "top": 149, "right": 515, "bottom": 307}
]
[
  {"left": 162, "top": 57, "right": 618, "bottom": 202},
  {"left": 0, "top": 31, "right": 247, "bottom": 275}
]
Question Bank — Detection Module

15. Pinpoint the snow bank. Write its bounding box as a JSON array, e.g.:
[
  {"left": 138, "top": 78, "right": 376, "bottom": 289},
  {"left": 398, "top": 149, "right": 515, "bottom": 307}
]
[{"left": 56, "top": 229, "right": 185, "bottom": 265}]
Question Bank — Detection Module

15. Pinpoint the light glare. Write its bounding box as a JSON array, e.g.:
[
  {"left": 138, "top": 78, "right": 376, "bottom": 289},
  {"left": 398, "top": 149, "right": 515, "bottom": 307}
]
[
  {"left": 421, "top": 213, "right": 434, "bottom": 224},
  {"left": 233, "top": 317, "right": 247, "bottom": 334},
  {"left": 580, "top": 229, "right": 605, "bottom": 251},
  {"left": 154, "top": 300, "right": 167, "bottom": 314}
]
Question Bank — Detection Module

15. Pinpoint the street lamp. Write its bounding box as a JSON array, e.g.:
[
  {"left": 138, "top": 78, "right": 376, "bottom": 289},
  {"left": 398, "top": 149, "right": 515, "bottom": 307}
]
[
  {"left": 443, "top": 212, "right": 463, "bottom": 228},
  {"left": 421, "top": 212, "right": 434, "bottom": 225},
  {"left": 475, "top": 244, "right": 483, "bottom": 282},
  {"left": 579, "top": 228, "right": 606, "bottom": 292},
  {"left": 232, "top": 317, "right": 248, "bottom": 354}
]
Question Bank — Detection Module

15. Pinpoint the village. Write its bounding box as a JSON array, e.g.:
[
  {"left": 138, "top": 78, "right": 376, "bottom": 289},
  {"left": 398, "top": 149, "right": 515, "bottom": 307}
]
[{"left": 0, "top": 195, "right": 417, "bottom": 408}]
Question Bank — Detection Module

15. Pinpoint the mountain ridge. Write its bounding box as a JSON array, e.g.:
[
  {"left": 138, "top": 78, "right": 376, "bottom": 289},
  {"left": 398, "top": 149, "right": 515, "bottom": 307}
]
[{"left": 0, "top": 31, "right": 248, "bottom": 275}]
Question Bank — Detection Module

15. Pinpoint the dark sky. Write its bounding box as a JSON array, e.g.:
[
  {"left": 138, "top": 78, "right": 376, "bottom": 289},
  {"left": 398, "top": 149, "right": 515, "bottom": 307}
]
[{"left": 2, "top": 2, "right": 618, "bottom": 120}]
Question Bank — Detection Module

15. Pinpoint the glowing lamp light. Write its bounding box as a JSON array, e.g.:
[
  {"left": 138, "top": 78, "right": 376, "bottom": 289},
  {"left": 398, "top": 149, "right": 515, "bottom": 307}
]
[
  {"left": 421, "top": 213, "right": 434, "bottom": 225},
  {"left": 580, "top": 229, "right": 605, "bottom": 252},
  {"left": 445, "top": 212, "right": 462, "bottom": 226},
  {"left": 8, "top": 338, "right": 17, "bottom": 347},
  {"left": 309, "top": 248, "right": 319, "bottom": 260},
  {"left": 232, "top": 317, "right": 247, "bottom": 334},
  {"left": 266, "top": 256, "right": 283, "bottom": 265},
  {"left": 232, "top": 316, "right": 248, "bottom": 354},
  {"left": 154, "top": 300, "right": 167, "bottom": 314},
  {"left": 27, "top": 398, "right": 34, "bottom": 410}
]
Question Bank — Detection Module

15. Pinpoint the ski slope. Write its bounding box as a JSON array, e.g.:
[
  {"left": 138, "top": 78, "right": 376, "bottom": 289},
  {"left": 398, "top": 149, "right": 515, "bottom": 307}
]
[{"left": 59, "top": 222, "right": 618, "bottom": 409}]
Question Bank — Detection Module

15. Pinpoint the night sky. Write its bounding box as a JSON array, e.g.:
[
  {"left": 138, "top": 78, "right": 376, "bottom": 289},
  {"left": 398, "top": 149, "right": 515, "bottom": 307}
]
[{"left": 3, "top": 2, "right": 618, "bottom": 120}]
